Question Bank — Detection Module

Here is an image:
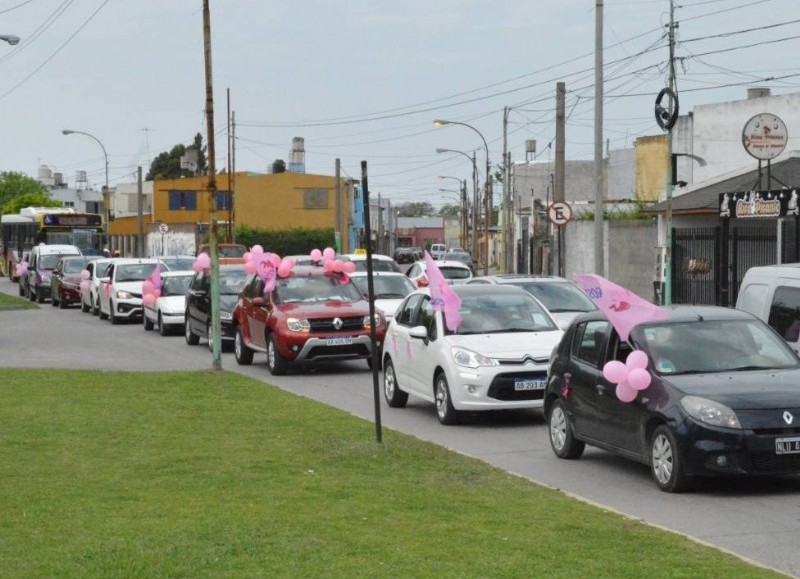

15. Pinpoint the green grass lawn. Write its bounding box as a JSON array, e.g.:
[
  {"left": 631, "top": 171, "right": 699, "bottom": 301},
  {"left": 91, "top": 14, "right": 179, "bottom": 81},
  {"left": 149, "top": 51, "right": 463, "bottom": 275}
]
[
  {"left": 0, "top": 370, "right": 783, "bottom": 578},
  {"left": 0, "top": 289, "right": 37, "bottom": 310}
]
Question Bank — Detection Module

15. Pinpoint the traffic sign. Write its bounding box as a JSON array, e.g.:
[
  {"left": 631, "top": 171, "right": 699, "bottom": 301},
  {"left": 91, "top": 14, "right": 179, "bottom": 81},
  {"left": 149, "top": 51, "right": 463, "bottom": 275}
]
[
  {"left": 158, "top": 223, "right": 169, "bottom": 234},
  {"left": 547, "top": 201, "right": 573, "bottom": 226}
]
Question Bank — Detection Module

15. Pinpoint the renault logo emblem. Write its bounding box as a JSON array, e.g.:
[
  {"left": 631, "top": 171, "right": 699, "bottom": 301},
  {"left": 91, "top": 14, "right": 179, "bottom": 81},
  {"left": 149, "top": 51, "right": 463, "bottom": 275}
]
[
  {"left": 332, "top": 317, "right": 343, "bottom": 330},
  {"left": 784, "top": 411, "right": 794, "bottom": 425}
]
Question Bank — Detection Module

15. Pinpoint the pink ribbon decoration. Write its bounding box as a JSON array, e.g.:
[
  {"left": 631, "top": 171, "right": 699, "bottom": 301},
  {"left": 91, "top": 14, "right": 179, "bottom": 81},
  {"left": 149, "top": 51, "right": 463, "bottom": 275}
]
[
  {"left": 423, "top": 250, "right": 462, "bottom": 331},
  {"left": 574, "top": 273, "right": 669, "bottom": 341},
  {"left": 256, "top": 255, "right": 277, "bottom": 294},
  {"left": 147, "top": 262, "right": 162, "bottom": 291}
]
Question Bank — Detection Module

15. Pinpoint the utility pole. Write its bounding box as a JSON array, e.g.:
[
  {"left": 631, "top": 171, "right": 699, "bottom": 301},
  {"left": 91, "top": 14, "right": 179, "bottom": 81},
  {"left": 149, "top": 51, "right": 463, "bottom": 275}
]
[
  {"left": 594, "top": 0, "right": 604, "bottom": 277},
  {"left": 502, "top": 106, "right": 510, "bottom": 273},
  {"left": 471, "top": 151, "right": 478, "bottom": 261},
  {"left": 555, "top": 82, "right": 566, "bottom": 277},
  {"left": 136, "top": 166, "right": 143, "bottom": 257},
  {"left": 231, "top": 110, "right": 236, "bottom": 243},
  {"left": 202, "top": 0, "right": 221, "bottom": 370},
  {"left": 226, "top": 88, "right": 233, "bottom": 243},
  {"left": 664, "top": 0, "right": 677, "bottom": 305},
  {"left": 461, "top": 179, "right": 468, "bottom": 250},
  {"left": 335, "top": 159, "right": 342, "bottom": 253}
]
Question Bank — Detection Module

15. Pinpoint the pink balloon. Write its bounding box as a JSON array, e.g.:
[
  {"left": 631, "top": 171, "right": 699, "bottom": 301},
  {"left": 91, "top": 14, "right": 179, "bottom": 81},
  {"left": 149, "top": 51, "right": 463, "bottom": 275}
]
[
  {"left": 603, "top": 360, "right": 627, "bottom": 383},
  {"left": 616, "top": 382, "right": 638, "bottom": 403},
  {"left": 251, "top": 245, "right": 264, "bottom": 256},
  {"left": 269, "top": 252, "right": 281, "bottom": 267},
  {"left": 343, "top": 261, "right": 356, "bottom": 273},
  {"left": 626, "top": 350, "right": 649, "bottom": 370},
  {"left": 323, "top": 259, "right": 334, "bottom": 273},
  {"left": 310, "top": 249, "right": 322, "bottom": 261},
  {"left": 80, "top": 280, "right": 91, "bottom": 293},
  {"left": 323, "top": 247, "right": 335, "bottom": 260},
  {"left": 192, "top": 263, "right": 201, "bottom": 273},
  {"left": 242, "top": 252, "right": 251, "bottom": 262},
  {"left": 244, "top": 261, "right": 257, "bottom": 275},
  {"left": 277, "top": 263, "right": 292, "bottom": 278},
  {"left": 195, "top": 253, "right": 210, "bottom": 271},
  {"left": 142, "top": 294, "right": 156, "bottom": 307},
  {"left": 280, "top": 257, "right": 293, "bottom": 269},
  {"left": 332, "top": 260, "right": 344, "bottom": 273},
  {"left": 151, "top": 288, "right": 161, "bottom": 299},
  {"left": 81, "top": 269, "right": 90, "bottom": 280},
  {"left": 628, "top": 368, "right": 652, "bottom": 391}
]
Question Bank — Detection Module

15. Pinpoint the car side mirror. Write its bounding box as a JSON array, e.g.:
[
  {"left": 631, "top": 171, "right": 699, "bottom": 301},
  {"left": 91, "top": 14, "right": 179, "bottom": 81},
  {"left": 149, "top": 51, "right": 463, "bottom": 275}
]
[
  {"left": 99, "top": 277, "right": 110, "bottom": 283},
  {"left": 409, "top": 326, "right": 428, "bottom": 340}
]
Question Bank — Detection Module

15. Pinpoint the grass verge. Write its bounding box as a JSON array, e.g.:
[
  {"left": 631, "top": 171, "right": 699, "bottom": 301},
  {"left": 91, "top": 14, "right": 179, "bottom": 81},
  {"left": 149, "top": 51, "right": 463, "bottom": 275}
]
[
  {"left": 0, "top": 369, "right": 784, "bottom": 578},
  {"left": 0, "top": 289, "right": 37, "bottom": 310}
]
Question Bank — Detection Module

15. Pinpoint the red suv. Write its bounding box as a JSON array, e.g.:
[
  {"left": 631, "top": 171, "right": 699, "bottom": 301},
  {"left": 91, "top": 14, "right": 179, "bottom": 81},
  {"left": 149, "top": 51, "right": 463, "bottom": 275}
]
[{"left": 232, "top": 265, "right": 386, "bottom": 375}]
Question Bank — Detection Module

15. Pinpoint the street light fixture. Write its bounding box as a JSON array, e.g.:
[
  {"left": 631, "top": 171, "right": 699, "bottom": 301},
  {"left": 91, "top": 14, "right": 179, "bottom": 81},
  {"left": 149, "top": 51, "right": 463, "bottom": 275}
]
[
  {"left": 62, "top": 129, "right": 110, "bottom": 238},
  {"left": 0, "top": 35, "right": 20, "bottom": 45},
  {"left": 434, "top": 119, "right": 490, "bottom": 275},
  {"left": 438, "top": 176, "right": 468, "bottom": 250}
]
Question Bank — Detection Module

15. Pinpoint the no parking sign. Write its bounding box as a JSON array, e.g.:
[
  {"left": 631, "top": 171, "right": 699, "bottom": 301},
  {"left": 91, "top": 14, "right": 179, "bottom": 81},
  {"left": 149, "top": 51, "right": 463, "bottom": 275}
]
[{"left": 547, "top": 201, "right": 573, "bottom": 226}]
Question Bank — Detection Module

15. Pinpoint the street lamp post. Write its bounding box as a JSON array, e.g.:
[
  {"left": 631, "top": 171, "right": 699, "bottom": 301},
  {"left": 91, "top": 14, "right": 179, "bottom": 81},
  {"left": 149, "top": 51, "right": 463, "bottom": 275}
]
[
  {"left": 436, "top": 148, "right": 479, "bottom": 262},
  {"left": 438, "top": 176, "right": 468, "bottom": 250},
  {"left": 434, "top": 119, "right": 490, "bottom": 275},
  {"left": 62, "top": 129, "right": 110, "bottom": 238}
]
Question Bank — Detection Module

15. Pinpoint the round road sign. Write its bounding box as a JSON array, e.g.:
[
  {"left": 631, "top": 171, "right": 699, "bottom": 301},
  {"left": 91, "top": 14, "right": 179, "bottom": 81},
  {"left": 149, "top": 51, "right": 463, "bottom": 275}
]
[
  {"left": 158, "top": 223, "right": 169, "bottom": 234},
  {"left": 547, "top": 201, "right": 573, "bottom": 226}
]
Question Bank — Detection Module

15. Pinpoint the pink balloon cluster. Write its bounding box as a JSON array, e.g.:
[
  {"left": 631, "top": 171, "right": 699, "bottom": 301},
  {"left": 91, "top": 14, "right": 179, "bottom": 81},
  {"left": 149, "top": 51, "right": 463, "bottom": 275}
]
[
  {"left": 602, "top": 350, "right": 652, "bottom": 403},
  {"left": 243, "top": 245, "right": 296, "bottom": 294},
  {"left": 15, "top": 261, "right": 28, "bottom": 278},
  {"left": 193, "top": 252, "right": 211, "bottom": 272},
  {"left": 310, "top": 247, "right": 356, "bottom": 284},
  {"left": 141, "top": 280, "right": 161, "bottom": 307},
  {"left": 79, "top": 269, "right": 91, "bottom": 295}
]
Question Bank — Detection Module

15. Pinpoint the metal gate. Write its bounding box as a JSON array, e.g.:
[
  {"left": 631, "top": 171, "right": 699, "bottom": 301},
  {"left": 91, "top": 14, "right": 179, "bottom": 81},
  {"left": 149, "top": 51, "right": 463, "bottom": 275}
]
[{"left": 672, "top": 220, "right": 799, "bottom": 306}]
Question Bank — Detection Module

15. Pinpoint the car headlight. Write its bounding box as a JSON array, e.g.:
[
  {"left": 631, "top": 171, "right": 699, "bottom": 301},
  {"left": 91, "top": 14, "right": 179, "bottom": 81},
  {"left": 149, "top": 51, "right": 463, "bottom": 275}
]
[
  {"left": 40, "top": 275, "right": 51, "bottom": 284},
  {"left": 287, "top": 317, "right": 310, "bottom": 332},
  {"left": 363, "top": 313, "right": 384, "bottom": 329},
  {"left": 116, "top": 290, "right": 133, "bottom": 299},
  {"left": 680, "top": 396, "right": 742, "bottom": 429},
  {"left": 220, "top": 311, "right": 232, "bottom": 320},
  {"left": 451, "top": 346, "right": 497, "bottom": 368}
]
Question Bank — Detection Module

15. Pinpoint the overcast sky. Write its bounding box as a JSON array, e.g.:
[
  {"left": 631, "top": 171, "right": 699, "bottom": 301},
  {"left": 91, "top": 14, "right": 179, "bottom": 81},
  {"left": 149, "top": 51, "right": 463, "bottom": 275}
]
[{"left": 1, "top": 0, "right": 798, "bottom": 207}]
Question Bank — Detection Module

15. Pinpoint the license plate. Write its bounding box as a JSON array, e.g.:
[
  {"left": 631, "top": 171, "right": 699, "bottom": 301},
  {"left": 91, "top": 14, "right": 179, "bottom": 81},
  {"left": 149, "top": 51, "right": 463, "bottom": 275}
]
[
  {"left": 775, "top": 437, "right": 800, "bottom": 455},
  {"left": 514, "top": 378, "right": 547, "bottom": 391},
  {"left": 326, "top": 337, "right": 353, "bottom": 346}
]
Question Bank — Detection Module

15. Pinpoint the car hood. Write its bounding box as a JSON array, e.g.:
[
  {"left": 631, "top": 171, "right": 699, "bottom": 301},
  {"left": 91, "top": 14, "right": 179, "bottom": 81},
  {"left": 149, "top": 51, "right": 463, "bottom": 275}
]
[
  {"left": 374, "top": 298, "right": 403, "bottom": 318},
  {"left": 113, "top": 281, "right": 143, "bottom": 294},
  {"left": 277, "top": 300, "right": 370, "bottom": 317},
  {"left": 155, "top": 295, "right": 186, "bottom": 314},
  {"left": 448, "top": 331, "right": 563, "bottom": 361},
  {"left": 666, "top": 368, "right": 800, "bottom": 410}
]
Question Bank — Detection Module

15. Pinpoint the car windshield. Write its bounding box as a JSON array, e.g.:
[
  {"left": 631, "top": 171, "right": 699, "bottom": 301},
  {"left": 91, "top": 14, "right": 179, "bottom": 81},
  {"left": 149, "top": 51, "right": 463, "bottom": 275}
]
[
  {"left": 440, "top": 266, "right": 472, "bottom": 280},
  {"left": 220, "top": 246, "right": 246, "bottom": 258},
  {"left": 640, "top": 319, "right": 799, "bottom": 375},
  {"left": 220, "top": 269, "right": 248, "bottom": 294},
  {"left": 351, "top": 259, "right": 400, "bottom": 273},
  {"left": 161, "top": 275, "right": 193, "bottom": 297},
  {"left": 63, "top": 258, "right": 90, "bottom": 273},
  {"left": 448, "top": 252, "right": 471, "bottom": 264},
  {"left": 160, "top": 257, "right": 196, "bottom": 271},
  {"left": 446, "top": 292, "right": 559, "bottom": 335},
  {"left": 516, "top": 281, "right": 597, "bottom": 313},
  {"left": 352, "top": 275, "right": 416, "bottom": 299},
  {"left": 274, "top": 274, "right": 363, "bottom": 303},
  {"left": 41, "top": 254, "right": 71, "bottom": 270},
  {"left": 116, "top": 263, "right": 158, "bottom": 282}
]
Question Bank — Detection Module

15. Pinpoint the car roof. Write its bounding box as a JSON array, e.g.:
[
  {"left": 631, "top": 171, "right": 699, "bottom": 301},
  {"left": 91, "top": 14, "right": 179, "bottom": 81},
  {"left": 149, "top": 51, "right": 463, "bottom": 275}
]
[
  {"left": 423, "top": 260, "right": 471, "bottom": 268},
  {"left": 574, "top": 304, "right": 755, "bottom": 327},
  {"left": 111, "top": 258, "right": 160, "bottom": 265},
  {"left": 161, "top": 270, "right": 195, "bottom": 277},
  {"left": 340, "top": 253, "right": 395, "bottom": 261},
  {"left": 470, "top": 274, "right": 570, "bottom": 284},
  {"left": 347, "top": 270, "right": 409, "bottom": 278}
]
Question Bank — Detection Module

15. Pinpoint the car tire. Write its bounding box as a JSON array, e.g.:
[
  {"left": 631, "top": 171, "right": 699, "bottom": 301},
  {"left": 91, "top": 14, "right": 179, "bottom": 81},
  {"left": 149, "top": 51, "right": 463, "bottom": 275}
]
[
  {"left": 435, "top": 372, "right": 460, "bottom": 425},
  {"left": 18, "top": 283, "right": 24, "bottom": 297},
  {"left": 267, "top": 333, "right": 288, "bottom": 376},
  {"left": 383, "top": 358, "right": 408, "bottom": 408},
  {"left": 158, "top": 313, "right": 169, "bottom": 336},
  {"left": 651, "top": 425, "right": 692, "bottom": 493},
  {"left": 51, "top": 291, "right": 59, "bottom": 307},
  {"left": 234, "top": 327, "right": 254, "bottom": 366},
  {"left": 36, "top": 287, "right": 44, "bottom": 304},
  {"left": 110, "top": 304, "right": 120, "bottom": 325},
  {"left": 92, "top": 296, "right": 100, "bottom": 316},
  {"left": 185, "top": 315, "right": 199, "bottom": 345},
  {"left": 81, "top": 297, "right": 90, "bottom": 313},
  {"left": 144, "top": 312, "right": 154, "bottom": 331},
  {"left": 58, "top": 292, "right": 67, "bottom": 309},
  {"left": 98, "top": 303, "right": 108, "bottom": 320},
  {"left": 548, "top": 399, "right": 585, "bottom": 459}
]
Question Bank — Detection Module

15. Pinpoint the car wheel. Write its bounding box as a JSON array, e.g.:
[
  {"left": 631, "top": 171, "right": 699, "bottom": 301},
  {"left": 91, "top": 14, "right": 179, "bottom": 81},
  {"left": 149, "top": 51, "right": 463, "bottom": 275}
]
[
  {"left": 144, "top": 312, "right": 154, "bottom": 331},
  {"left": 58, "top": 291, "right": 67, "bottom": 309},
  {"left": 234, "top": 327, "right": 254, "bottom": 365},
  {"left": 98, "top": 301, "right": 108, "bottom": 320},
  {"left": 36, "top": 287, "right": 44, "bottom": 304},
  {"left": 651, "top": 425, "right": 691, "bottom": 493},
  {"left": 207, "top": 323, "right": 213, "bottom": 351},
  {"left": 434, "top": 372, "right": 460, "bottom": 425},
  {"left": 383, "top": 358, "right": 408, "bottom": 408},
  {"left": 548, "top": 399, "right": 585, "bottom": 459},
  {"left": 92, "top": 296, "right": 100, "bottom": 316},
  {"left": 51, "top": 291, "right": 59, "bottom": 307},
  {"left": 81, "top": 297, "right": 90, "bottom": 313},
  {"left": 18, "top": 283, "right": 24, "bottom": 297},
  {"left": 185, "top": 315, "right": 199, "bottom": 345},
  {"left": 267, "top": 334, "right": 288, "bottom": 376},
  {"left": 110, "top": 304, "right": 120, "bottom": 325},
  {"left": 158, "top": 313, "right": 169, "bottom": 336}
]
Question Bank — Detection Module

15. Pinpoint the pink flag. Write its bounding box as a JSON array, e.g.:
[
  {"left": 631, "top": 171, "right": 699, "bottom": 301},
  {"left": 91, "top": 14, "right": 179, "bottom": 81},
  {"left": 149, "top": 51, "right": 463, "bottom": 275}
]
[
  {"left": 573, "top": 273, "right": 669, "bottom": 341},
  {"left": 423, "top": 250, "right": 462, "bottom": 331},
  {"left": 147, "top": 262, "right": 162, "bottom": 291}
]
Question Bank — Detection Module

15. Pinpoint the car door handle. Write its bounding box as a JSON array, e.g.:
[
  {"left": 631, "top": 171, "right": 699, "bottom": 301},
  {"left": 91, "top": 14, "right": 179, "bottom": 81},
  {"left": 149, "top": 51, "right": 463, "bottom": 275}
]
[{"left": 595, "top": 384, "right": 605, "bottom": 394}]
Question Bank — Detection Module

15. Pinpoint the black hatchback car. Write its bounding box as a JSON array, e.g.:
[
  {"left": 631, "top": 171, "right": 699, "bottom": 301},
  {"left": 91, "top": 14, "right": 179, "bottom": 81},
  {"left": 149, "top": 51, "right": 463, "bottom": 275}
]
[
  {"left": 545, "top": 305, "right": 800, "bottom": 492},
  {"left": 184, "top": 264, "right": 247, "bottom": 351}
]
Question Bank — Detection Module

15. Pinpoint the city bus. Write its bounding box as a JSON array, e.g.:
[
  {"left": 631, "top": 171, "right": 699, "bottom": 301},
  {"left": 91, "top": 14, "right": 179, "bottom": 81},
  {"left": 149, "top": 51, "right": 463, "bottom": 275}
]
[{"left": 1, "top": 207, "right": 104, "bottom": 278}]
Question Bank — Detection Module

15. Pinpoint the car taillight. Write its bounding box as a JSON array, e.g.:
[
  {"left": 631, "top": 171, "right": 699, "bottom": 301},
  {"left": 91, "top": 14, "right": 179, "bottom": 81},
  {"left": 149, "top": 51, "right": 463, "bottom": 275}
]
[{"left": 417, "top": 276, "right": 429, "bottom": 288}]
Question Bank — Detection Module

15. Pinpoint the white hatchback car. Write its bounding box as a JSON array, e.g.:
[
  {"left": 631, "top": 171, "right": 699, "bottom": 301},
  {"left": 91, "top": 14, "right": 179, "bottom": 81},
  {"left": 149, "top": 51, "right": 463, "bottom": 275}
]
[
  {"left": 98, "top": 258, "right": 160, "bottom": 324},
  {"left": 382, "top": 284, "right": 563, "bottom": 424},
  {"left": 143, "top": 270, "right": 194, "bottom": 336},
  {"left": 406, "top": 259, "right": 473, "bottom": 288},
  {"left": 348, "top": 270, "right": 417, "bottom": 321},
  {"left": 80, "top": 258, "right": 116, "bottom": 315}
]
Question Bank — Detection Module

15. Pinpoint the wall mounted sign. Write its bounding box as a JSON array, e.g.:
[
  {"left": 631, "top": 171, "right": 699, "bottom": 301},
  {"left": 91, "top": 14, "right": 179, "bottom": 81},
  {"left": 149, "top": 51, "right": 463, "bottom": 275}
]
[
  {"left": 719, "top": 189, "right": 799, "bottom": 219},
  {"left": 742, "top": 113, "right": 788, "bottom": 160}
]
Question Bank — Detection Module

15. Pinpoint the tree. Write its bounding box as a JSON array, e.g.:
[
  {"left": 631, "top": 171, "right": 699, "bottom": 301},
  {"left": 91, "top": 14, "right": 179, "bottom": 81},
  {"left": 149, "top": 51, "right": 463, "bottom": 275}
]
[
  {"left": 2, "top": 192, "right": 61, "bottom": 215},
  {"left": 396, "top": 201, "right": 435, "bottom": 217},
  {"left": 438, "top": 204, "right": 461, "bottom": 217},
  {"left": 145, "top": 133, "right": 208, "bottom": 180},
  {"left": 0, "top": 171, "right": 49, "bottom": 212}
]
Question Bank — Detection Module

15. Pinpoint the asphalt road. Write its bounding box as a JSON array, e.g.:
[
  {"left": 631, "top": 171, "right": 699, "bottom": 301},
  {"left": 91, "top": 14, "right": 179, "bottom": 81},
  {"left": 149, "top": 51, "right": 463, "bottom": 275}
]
[{"left": 1, "top": 278, "right": 798, "bottom": 578}]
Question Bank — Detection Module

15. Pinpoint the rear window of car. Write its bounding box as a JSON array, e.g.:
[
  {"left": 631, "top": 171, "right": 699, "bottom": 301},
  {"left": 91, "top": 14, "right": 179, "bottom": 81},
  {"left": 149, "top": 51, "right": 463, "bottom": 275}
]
[{"left": 440, "top": 266, "right": 472, "bottom": 280}]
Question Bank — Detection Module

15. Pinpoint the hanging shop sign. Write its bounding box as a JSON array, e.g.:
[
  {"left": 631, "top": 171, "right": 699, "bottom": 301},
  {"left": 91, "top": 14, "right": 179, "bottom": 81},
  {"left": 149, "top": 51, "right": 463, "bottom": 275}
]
[
  {"left": 719, "top": 189, "right": 799, "bottom": 219},
  {"left": 742, "top": 113, "right": 788, "bottom": 160}
]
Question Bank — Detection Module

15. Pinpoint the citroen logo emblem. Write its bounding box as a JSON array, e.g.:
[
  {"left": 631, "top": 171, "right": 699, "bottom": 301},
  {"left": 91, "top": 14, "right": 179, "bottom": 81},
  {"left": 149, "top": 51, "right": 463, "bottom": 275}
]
[
  {"left": 332, "top": 317, "right": 343, "bottom": 330},
  {"left": 784, "top": 411, "right": 794, "bottom": 425}
]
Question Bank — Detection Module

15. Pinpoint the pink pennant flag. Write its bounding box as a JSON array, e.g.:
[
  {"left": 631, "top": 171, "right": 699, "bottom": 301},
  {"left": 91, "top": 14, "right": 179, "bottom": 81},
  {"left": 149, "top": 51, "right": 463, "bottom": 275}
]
[
  {"left": 147, "top": 262, "right": 162, "bottom": 291},
  {"left": 423, "top": 250, "right": 462, "bottom": 331},
  {"left": 574, "top": 273, "right": 669, "bottom": 341}
]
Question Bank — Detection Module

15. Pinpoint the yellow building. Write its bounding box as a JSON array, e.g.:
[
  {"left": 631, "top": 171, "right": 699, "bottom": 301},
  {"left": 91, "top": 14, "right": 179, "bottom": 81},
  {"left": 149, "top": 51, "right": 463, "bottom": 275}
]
[{"left": 109, "top": 171, "right": 351, "bottom": 255}]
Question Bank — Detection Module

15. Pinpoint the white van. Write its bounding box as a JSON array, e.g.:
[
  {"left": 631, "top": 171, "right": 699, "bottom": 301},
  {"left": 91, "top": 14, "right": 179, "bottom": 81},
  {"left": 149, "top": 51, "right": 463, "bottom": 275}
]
[
  {"left": 736, "top": 263, "right": 800, "bottom": 353},
  {"left": 24, "top": 244, "right": 82, "bottom": 303},
  {"left": 430, "top": 243, "right": 447, "bottom": 260}
]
